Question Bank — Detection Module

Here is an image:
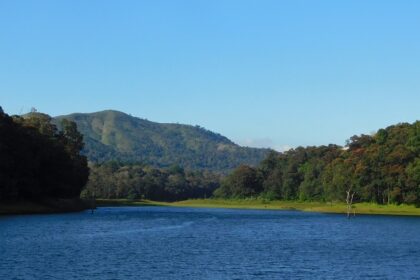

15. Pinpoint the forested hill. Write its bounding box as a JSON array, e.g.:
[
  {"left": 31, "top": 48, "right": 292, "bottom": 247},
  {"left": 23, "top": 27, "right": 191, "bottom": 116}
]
[
  {"left": 54, "top": 110, "right": 270, "bottom": 171},
  {"left": 215, "top": 121, "right": 420, "bottom": 205}
]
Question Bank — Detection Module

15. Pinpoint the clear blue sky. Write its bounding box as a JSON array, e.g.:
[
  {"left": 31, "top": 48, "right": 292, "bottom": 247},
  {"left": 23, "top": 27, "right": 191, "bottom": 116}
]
[{"left": 1, "top": 0, "right": 419, "bottom": 151}]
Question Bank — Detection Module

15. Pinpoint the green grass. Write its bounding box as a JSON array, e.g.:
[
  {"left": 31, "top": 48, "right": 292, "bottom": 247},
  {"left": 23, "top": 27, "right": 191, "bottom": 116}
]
[
  {"left": 96, "top": 198, "right": 420, "bottom": 216},
  {"left": 95, "top": 199, "right": 162, "bottom": 207},
  {"left": 5, "top": 198, "right": 418, "bottom": 216}
]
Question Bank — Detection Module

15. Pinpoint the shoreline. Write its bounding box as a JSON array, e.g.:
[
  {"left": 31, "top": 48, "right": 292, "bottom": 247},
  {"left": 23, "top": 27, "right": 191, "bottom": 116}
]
[
  {"left": 2, "top": 198, "right": 420, "bottom": 216},
  {"left": 0, "top": 198, "right": 90, "bottom": 215},
  {"left": 96, "top": 199, "right": 420, "bottom": 216}
]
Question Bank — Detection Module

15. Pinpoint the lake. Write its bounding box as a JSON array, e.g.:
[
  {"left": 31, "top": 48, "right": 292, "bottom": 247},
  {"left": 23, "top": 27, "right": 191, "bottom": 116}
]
[{"left": 1, "top": 206, "right": 420, "bottom": 279}]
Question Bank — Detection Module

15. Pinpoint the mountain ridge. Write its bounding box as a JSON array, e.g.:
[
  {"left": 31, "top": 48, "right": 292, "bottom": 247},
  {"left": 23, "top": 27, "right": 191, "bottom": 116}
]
[{"left": 54, "top": 110, "right": 271, "bottom": 172}]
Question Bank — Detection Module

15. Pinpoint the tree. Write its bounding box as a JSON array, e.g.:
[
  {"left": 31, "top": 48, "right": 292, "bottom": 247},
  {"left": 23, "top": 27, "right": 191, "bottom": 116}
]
[
  {"left": 60, "top": 119, "right": 84, "bottom": 157},
  {"left": 215, "top": 165, "right": 262, "bottom": 198},
  {"left": 0, "top": 110, "right": 89, "bottom": 201}
]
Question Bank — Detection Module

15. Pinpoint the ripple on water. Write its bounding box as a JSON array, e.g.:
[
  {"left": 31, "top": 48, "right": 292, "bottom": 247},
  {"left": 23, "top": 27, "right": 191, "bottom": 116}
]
[{"left": 1, "top": 207, "right": 420, "bottom": 279}]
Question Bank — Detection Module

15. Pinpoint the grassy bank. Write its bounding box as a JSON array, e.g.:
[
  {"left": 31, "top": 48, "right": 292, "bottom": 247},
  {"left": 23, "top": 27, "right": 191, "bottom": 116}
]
[
  {"left": 95, "top": 199, "right": 162, "bottom": 207},
  {"left": 96, "top": 198, "right": 420, "bottom": 216},
  {"left": 0, "top": 198, "right": 90, "bottom": 215}
]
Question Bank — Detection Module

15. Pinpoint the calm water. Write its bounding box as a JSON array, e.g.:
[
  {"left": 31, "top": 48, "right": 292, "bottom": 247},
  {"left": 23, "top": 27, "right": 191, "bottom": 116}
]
[{"left": 1, "top": 207, "right": 420, "bottom": 279}]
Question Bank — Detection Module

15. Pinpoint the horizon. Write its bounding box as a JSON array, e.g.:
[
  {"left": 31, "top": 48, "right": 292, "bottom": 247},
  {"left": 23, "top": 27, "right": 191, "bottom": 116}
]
[
  {"left": 3, "top": 107, "right": 417, "bottom": 152},
  {"left": 1, "top": 0, "right": 420, "bottom": 150}
]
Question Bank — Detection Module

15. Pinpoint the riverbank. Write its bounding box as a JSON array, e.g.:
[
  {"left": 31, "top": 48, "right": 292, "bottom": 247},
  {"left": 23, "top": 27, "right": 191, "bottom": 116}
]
[
  {"left": 0, "top": 198, "right": 90, "bottom": 215},
  {"left": 96, "top": 198, "right": 420, "bottom": 216}
]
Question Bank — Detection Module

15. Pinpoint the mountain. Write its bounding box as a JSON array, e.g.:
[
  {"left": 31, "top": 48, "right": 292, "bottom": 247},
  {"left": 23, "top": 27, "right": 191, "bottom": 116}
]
[{"left": 54, "top": 110, "right": 270, "bottom": 171}]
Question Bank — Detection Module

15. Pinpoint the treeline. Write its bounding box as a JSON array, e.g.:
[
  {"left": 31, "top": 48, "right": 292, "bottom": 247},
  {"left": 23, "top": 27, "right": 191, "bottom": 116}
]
[
  {"left": 83, "top": 162, "right": 220, "bottom": 201},
  {"left": 0, "top": 108, "right": 89, "bottom": 201},
  {"left": 215, "top": 121, "right": 420, "bottom": 205},
  {"left": 3, "top": 105, "right": 418, "bottom": 206}
]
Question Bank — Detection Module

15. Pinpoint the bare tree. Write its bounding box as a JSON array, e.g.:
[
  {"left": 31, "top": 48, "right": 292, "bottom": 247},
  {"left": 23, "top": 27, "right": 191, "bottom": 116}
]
[{"left": 346, "top": 188, "right": 355, "bottom": 218}]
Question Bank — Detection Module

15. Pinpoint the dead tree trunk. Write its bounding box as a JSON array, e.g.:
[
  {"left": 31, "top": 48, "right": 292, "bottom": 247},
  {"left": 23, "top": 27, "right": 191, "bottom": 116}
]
[
  {"left": 90, "top": 191, "right": 96, "bottom": 214},
  {"left": 346, "top": 189, "right": 355, "bottom": 218}
]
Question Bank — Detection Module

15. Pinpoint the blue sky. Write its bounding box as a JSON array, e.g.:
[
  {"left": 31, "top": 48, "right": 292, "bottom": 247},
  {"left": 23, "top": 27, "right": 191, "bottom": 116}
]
[{"left": 1, "top": 0, "right": 419, "bottom": 151}]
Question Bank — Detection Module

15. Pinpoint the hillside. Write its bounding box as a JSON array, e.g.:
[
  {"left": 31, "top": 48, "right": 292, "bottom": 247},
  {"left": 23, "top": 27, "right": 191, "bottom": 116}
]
[
  {"left": 54, "top": 110, "right": 270, "bottom": 171},
  {"left": 215, "top": 121, "right": 420, "bottom": 205}
]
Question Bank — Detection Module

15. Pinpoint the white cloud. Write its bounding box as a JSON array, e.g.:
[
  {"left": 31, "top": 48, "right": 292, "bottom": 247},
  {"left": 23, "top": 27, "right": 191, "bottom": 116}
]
[
  {"left": 236, "top": 138, "right": 293, "bottom": 152},
  {"left": 274, "top": 144, "right": 292, "bottom": 152}
]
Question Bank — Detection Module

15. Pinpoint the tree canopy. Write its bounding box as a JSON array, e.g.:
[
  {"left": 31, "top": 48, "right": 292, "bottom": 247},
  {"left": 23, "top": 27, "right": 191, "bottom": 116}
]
[
  {"left": 83, "top": 162, "right": 220, "bottom": 201},
  {"left": 215, "top": 121, "right": 420, "bottom": 205},
  {"left": 0, "top": 109, "right": 89, "bottom": 201}
]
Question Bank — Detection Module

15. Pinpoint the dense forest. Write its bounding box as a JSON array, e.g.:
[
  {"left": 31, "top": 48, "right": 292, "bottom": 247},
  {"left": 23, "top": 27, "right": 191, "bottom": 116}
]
[
  {"left": 0, "top": 107, "right": 219, "bottom": 204},
  {"left": 215, "top": 121, "right": 420, "bottom": 205},
  {"left": 82, "top": 162, "right": 220, "bottom": 201},
  {"left": 2, "top": 106, "right": 419, "bottom": 207},
  {"left": 0, "top": 108, "right": 89, "bottom": 201},
  {"left": 54, "top": 110, "right": 270, "bottom": 172}
]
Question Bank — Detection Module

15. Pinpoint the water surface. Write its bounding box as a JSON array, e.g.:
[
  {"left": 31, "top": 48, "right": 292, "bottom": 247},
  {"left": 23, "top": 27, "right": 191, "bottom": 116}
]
[{"left": 1, "top": 206, "right": 420, "bottom": 279}]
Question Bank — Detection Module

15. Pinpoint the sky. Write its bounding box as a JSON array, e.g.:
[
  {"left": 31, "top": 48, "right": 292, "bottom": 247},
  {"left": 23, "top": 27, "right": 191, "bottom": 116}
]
[{"left": 1, "top": 0, "right": 419, "bottom": 151}]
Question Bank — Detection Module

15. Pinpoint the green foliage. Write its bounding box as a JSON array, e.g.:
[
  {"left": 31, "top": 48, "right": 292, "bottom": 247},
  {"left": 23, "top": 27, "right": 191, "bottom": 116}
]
[
  {"left": 214, "top": 165, "right": 262, "bottom": 198},
  {"left": 215, "top": 121, "right": 420, "bottom": 205},
  {"left": 83, "top": 162, "right": 220, "bottom": 201},
  {"left": 54, "top": 110, "right": 270, "bottom": 172},
  {"left": 0, "top": 109, "right": 89, "bottom": 201}
]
